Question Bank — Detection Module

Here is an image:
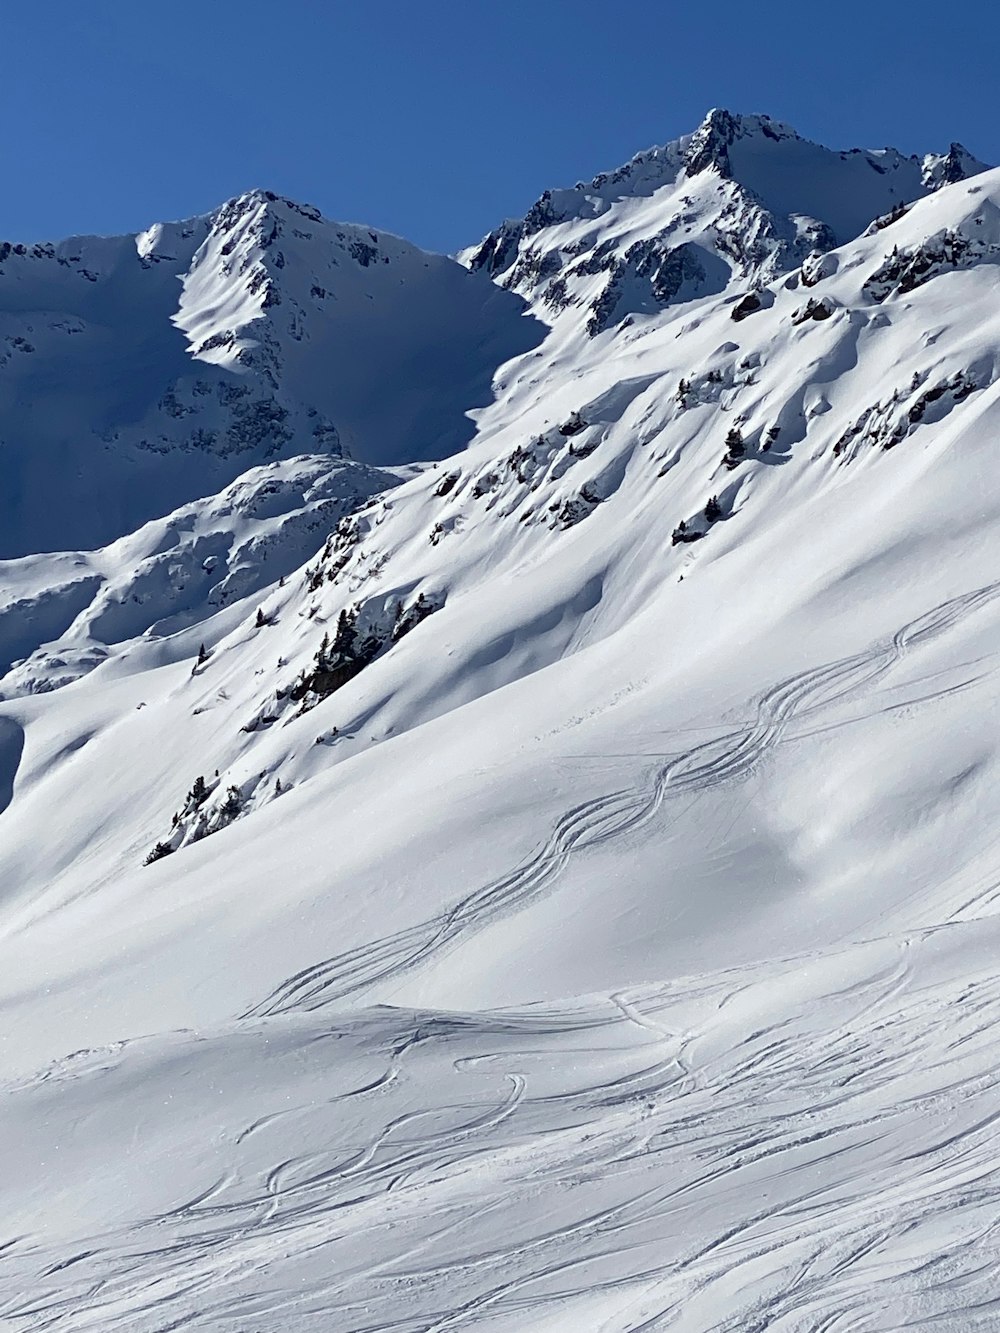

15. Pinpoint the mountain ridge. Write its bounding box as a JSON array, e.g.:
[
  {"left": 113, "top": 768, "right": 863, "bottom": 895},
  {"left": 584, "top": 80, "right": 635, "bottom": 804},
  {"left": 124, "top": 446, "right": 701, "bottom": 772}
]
[{"left": 463, "top": 107, "right": 990, "bottom": 314}]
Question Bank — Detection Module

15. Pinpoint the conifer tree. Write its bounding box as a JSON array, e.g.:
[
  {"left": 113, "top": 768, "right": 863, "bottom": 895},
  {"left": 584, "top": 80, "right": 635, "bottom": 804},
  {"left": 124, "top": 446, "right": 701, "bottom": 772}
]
[
  {"left": 332, "top": 608, "right": 357, "bottom": 659},
  {"left": 316, "top": 631, "right": 331, "bottom": 671}
]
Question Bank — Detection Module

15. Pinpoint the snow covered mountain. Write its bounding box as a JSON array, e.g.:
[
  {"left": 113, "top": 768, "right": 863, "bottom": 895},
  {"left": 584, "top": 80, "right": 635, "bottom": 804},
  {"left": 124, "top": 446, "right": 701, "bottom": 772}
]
[
  {"left": 4, "top": 110, "right": 1000, "bottom": 1330},
  {"left": 0, "top": 190, "right": 541, "bottom": 556},
  {"left": 464, "top": 108, "right": 987, "bottom": 329}
]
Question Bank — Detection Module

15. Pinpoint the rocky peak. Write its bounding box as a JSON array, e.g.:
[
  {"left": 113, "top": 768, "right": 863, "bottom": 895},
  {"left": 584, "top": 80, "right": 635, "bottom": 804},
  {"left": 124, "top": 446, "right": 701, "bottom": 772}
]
[
  {"left": 464, "top": 110, "right": 992, "bottom": 328},
  {"left": 682, "top": 108, "right": 796, "bottom": 178},
  {"left": 210, "top": 189, "right": 325, "bottom": 249},
  {"left": 922, "top": 142, "right": 988, "bottom": 190}
]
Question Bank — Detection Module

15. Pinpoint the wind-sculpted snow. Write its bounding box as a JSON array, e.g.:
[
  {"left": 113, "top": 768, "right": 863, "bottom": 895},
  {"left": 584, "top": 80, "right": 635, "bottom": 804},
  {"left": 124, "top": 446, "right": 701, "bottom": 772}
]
[{"left": 6, "top": 120, "right": 1000, "bottom": 1332}]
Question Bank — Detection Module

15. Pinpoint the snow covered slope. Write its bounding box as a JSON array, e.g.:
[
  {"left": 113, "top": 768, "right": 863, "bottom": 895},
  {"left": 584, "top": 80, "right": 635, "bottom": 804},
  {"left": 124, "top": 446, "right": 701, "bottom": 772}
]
[
  {"left": 0, "top": 452, "right": 410, "bottom": 693},
  {"left": 4, "top": 113, "right": 1000, "bottom": 1330}
]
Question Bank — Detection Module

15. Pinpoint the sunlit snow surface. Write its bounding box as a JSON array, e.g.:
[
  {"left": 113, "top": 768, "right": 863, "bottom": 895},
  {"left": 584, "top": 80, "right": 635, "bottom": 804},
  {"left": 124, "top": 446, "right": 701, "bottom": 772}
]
[{"left": 4, "top": 119, "right": 1000, "bottom": 1329}]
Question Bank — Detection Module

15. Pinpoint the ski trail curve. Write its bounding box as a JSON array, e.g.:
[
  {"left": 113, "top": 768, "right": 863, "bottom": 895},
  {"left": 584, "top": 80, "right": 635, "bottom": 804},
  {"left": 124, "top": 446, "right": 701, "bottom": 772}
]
[{"left": 246, "top": 580, "right": 1000, "bottom": 1019}]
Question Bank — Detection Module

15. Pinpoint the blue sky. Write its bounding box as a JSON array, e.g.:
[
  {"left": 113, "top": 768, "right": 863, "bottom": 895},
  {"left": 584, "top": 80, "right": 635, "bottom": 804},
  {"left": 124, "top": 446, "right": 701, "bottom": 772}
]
[{"left": 4, "top": 0, "right": 996, "bottom": 253}]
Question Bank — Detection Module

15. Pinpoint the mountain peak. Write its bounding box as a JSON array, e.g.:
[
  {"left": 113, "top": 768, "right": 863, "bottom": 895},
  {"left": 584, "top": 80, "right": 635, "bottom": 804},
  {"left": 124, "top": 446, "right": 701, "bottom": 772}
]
[
  {"left": 683, "top": 107, "right": 798, "bottom": 176},
  {"left": 922, "top": 140, "right": 988, "bottom": 189},
  {"left": 681, "top": 109, "right": 989, "bottom": 210},
  {"left": 212, "top": 188, "right": 326, "bottom": 232},
  {"left": 0, "top": 186, "right": 542, "bottom": 556},
  {"left": 465, "top": 109, "right": 992, "bottom": 310}
]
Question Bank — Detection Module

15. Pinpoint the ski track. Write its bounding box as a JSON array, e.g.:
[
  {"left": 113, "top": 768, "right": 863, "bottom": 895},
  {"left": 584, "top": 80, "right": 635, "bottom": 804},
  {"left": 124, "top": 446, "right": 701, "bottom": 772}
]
[
  {"left": 10, "top": 956, "right": 1000, "bottom": 1330},
  {"left": 247, "top": 580, "right": 1000, "bottom": 1019},
  {"left": 8, "top": 582, "right": 1000, "bottom": 1330}
]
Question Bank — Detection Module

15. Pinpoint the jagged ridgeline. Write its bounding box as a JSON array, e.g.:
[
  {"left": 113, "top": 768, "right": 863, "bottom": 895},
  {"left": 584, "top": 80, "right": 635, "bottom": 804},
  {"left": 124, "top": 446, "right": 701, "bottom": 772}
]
[{"left": 464, "top": 108, "right": 984, "bottom": 328}]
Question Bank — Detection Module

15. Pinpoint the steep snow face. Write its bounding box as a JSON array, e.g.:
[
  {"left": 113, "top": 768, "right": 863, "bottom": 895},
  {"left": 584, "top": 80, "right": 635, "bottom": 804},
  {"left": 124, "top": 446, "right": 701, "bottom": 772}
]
[
  {"left": 7, "top": 130, "right": 1000, "bottom": 1330},
  {"left": 171, "top": 192, "right": 544, "bottom": 465},
  {"left": 462, "top": 108, "right": 989, "bottom": 338},
  {"left": 0, "top": 192, "right": 541, "bottom": 558},
  {"left": 21, "top": 161, "right": 994, "bottom": 898},
  {"left": 683, "top": 109, "right": 988, "bottom": 242}
]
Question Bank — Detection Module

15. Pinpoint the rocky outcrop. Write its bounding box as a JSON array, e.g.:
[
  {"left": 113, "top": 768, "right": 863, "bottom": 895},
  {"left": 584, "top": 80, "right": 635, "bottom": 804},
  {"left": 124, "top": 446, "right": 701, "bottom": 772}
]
[{"left": 864, "top": 230, "right": 999, "bottom": 302}]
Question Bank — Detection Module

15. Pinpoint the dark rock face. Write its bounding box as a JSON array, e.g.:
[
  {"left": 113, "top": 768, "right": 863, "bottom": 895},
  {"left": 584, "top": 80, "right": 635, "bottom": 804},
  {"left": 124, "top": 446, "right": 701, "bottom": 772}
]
[
  {"left": 467, "top": 221, "right": 524, "bottom": 278},
  {"left": 587, "top": 240, "right": 711, "bottom": 336},
  {"left": 731, "top": 291, "right": 762, "bottom": 322},
  {"left": 937, "top": 145, "right": 972, "bottom": 185},
  {"left": 834, "top": 370, "right": 981, "bottom": 459},
  {"left": 507, "top": 248, "right": 562, "bottom": 288},
  {"left": 792, "top": 297, "right": 835, "bottom": 324},
  {"left": 683, "top": 108, "right": 743, "bottom": 177},
  {"left": 923, "top": 142, "right": 983, "bottom": 190},
  {"left": 864, "top": 231, "right": 996, "bottom": 302},
  {"left": 523, "top": 191, "right": 567, "bottom": 237},
  {"left": 290, "top": 656, "right": 367, "bottom": 701}
]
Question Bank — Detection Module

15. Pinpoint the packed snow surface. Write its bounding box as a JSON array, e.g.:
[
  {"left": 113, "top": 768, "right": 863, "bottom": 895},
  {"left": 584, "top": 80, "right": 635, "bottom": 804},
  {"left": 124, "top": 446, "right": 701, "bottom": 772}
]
[{"left": 3, "top": 110, "right": 1000, "bottom": 1329}]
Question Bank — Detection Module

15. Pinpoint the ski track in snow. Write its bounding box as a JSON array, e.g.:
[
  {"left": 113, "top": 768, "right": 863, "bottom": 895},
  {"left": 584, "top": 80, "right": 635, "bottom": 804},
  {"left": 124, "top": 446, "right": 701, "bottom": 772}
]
[
  {"left": 6, "top": 586, "right": 995, "bottom": 1329},
  {"left": 248, "top": 580, "right": 1000, "bottom": 1020},
  {"left": 9, "top": 939, "right": 1000, "bottom": 1330},
  {"left": 5, "top": 576, "right": 1000, "bottom": 1332}
]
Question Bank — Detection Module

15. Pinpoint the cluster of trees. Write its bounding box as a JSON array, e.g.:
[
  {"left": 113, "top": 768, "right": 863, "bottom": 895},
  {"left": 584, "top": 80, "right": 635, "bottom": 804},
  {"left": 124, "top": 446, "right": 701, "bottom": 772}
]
[
  {"left": 144, "top": 770, "right": 246, "bottom": 867},
  {"left": 289, "top": 608, "right": 377, "bottom": 703},
  {"left": 723, "top": 426, "right": 745, "bottom": 469}
]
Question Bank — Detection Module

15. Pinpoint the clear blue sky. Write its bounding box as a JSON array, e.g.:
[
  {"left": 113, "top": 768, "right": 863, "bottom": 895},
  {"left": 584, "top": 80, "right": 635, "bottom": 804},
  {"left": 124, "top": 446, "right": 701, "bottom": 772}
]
[{"left": 4, "top": 0, "right": 996, "bottom": 254}]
